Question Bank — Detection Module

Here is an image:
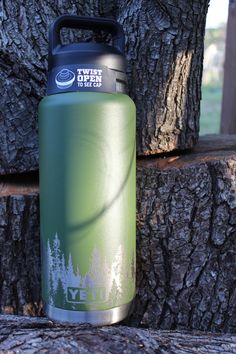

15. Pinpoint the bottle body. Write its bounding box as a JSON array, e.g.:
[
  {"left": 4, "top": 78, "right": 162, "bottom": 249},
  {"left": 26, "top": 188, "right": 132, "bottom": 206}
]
[{"left": 39, "top": 92, "right": 136, "bottom": 324}]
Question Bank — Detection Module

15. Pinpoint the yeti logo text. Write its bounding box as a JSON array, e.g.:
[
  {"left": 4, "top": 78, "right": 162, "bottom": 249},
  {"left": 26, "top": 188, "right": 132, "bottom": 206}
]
[
  {"left": 67, "top": 287, "right": 106, "bottom": 303},
  {"left": 77, "top": 68, "right": 102, "bottom": 88}
]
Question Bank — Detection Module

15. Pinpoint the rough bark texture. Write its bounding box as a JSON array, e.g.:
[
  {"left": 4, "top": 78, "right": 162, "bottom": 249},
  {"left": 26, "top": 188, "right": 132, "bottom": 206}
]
[
  {"left": 119, "top": 0, "right": 210, "bottom": 155},
  {"left": 1, "top": 315, "right": 236, "bottom": 354},
  {"left": 1, "top": 137, "right": 236, "bottom": 334},
  {"left": 0, "top": 175, "right": 42, "bottom": 316},
  {"left": 0, "top": 0, "right": 116, "bottom": 175},
  {"left": 133, "top": 135, "right": 236, "bottom": 333},
  {"left": 0, "top": 0, "right": 209, "bottom": 174}
]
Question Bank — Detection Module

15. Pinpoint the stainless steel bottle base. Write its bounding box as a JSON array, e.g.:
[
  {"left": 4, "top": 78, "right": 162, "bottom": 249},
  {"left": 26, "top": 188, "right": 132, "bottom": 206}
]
[{"left": 45, "top": 302, "right": 133, "bottom": 325}]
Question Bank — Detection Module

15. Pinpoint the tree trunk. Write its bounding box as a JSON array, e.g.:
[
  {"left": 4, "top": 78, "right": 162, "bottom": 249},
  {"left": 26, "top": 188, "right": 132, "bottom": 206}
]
[
  {"left": 221, "top": 1, "right": 236, "bottom": 134},
  {"left": 1, "top": 136, "right": 236, "bottom": 334},
  {"left": 0, "top": 0, "right": 209, "bottom": 174},
  {"left": 119, "top": 0, "right": 209, "bottom": 155},
  {"left": 1, "top": 315, "right": 236, "bottom": 354}
]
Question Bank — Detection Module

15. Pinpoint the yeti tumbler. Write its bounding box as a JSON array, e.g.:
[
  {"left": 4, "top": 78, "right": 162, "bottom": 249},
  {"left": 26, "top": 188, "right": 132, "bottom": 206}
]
[{"left": 39, "top": 15, "right": 136, "bottom": 325}]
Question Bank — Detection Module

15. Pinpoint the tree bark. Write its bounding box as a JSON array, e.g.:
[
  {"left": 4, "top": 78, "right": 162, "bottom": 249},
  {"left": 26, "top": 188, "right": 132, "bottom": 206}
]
[
  {"left": 0, "top": 176, "right": 42, "bottom": 316},
  {"left": 1, "top": 136, "right": 236, "bottom": 334},
  {"left": 119, "top": 0, "right": 209, "bottom": 155},
  {"left": 0, "top": 0, "right": 117, "bottom": 175},
  {"left": 1, "top": 315, "right": 236, "bottom": 354},
  {"left": 221, "top": 1, "right": 236, "bottom": 134},
  {"left": 133, "top": 135, "right": 236, "bottom": 333},
  {"left": 0, "top": 0, "right": 209, "bottom": 174}
]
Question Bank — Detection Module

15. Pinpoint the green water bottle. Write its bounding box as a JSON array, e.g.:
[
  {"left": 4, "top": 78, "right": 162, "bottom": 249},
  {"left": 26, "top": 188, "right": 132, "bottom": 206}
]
[{"left": 39, "top": 15, "right": 136, "bottom": 325}]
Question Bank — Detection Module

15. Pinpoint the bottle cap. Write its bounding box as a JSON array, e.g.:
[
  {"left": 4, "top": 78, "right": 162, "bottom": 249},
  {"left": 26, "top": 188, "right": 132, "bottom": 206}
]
[{"left": 47, "top": 15, "right": 127, "bottom": 95}]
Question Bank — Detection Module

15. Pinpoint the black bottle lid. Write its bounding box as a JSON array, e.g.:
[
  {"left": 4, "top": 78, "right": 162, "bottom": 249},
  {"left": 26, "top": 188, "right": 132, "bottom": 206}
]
[{"left": 47, "top": 15, "right": 127, "bottom": 95}]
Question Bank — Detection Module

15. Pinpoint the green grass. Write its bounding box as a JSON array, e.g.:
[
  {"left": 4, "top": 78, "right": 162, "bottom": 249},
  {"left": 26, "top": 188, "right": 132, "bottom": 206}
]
[{"left": 199, "top": 85, "right": 222, "bottom": 135}]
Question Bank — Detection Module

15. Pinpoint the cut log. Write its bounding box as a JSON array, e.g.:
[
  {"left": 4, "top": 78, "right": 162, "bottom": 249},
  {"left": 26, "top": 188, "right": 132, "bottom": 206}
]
[
  {"left": 133, "top": 135, "right": 236, "bottom": 333},
  {"left": 0, "top": 0, "right": 209, "bottom": 174},
  {"left": 2, "top": 136, "right": 236, "bottom": 334},
  {"left": 0, "top": 315, "right": 236, "bottom": 354},
  {"left": 0, "top": 175, "right": 41, "bottom": 316}
]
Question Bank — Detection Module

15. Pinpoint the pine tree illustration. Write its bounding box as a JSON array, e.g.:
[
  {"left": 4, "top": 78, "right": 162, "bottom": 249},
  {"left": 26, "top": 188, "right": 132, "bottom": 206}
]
[
  {"left": 76, "top": 266, "right": 81, "bottom": 286},
  {"left": 50, "top": 233, "right": 62, "bottom": 294},
  {"left": 67, "top": 254, "right": 74, "bottom": 282},
  {"left": 45, "top": 233, "right": 132, "bottom": 307},
  {"left": 111, "top": 245, "right": 123, "bottom": 292},
  {"left": 60, "top": 256, "right": 67, "bottom": 297},
  {"left": 55, "top": 278, "right": 66, "bottom": 307},
  {"left": 120, "top": 250, "right": 135, "bottom": 300},
  {"left": 119, "top": 248, "right": 129, "bottom": 300},
  {"left": 46, "top": 239, "right": 53, "bottom": 304},
  {"left": 89, "top": 247, "right": 107, "bottom": 288},
  {"left": 66, "top": 253, "right": 81, "bottom": 289},
  {"left": 53, "top": 233, "right": 61, "bottom": 270},
  {"left": 109, "top": 279, "right": 121, "bottom": 307},
  {"left": 82, "top": 273, "right": 93, "bottom": 287}
]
